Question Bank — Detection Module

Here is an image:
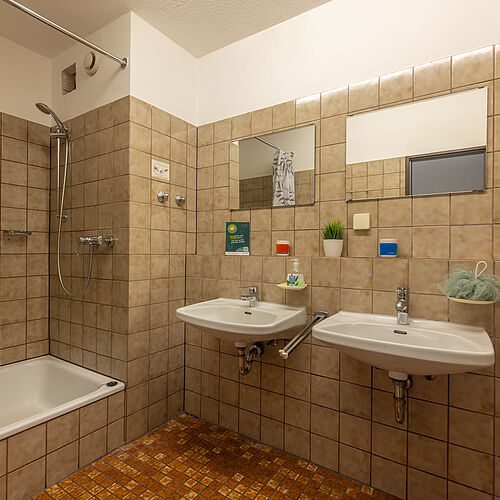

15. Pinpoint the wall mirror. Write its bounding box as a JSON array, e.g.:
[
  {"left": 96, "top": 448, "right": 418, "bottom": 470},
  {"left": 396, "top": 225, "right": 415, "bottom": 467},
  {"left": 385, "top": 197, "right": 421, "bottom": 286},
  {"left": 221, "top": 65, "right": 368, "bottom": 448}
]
[
  {"left": 345, "top": 87, "right": 488, "bottom": 201},
  {"left": 230, "top": 124, "right": 315, "bottom": 210}
]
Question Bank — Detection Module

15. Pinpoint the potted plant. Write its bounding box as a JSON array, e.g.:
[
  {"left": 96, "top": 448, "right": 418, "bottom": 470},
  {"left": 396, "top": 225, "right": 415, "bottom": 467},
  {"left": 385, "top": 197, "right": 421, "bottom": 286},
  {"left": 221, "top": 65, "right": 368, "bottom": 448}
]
[{"left": 321, "top": 219, "right": 344, "bottom": 257}]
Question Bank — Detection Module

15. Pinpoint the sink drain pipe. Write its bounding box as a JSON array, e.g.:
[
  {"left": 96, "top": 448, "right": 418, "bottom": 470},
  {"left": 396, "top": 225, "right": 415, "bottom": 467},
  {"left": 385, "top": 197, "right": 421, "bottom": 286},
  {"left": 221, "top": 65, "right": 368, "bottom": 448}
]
[
  {"left": 389, "top": 371, "right": 412, "bottom": 424},
  {"left": 237, "top": 342, "right": 265, "bottom": 376}
]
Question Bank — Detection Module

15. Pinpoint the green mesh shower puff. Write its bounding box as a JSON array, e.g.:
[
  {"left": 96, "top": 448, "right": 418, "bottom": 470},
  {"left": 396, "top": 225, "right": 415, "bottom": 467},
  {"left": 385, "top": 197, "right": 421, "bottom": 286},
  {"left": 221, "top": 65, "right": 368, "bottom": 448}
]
[{"left": 438, "top": 261, "right": 500, "bottom": 302}]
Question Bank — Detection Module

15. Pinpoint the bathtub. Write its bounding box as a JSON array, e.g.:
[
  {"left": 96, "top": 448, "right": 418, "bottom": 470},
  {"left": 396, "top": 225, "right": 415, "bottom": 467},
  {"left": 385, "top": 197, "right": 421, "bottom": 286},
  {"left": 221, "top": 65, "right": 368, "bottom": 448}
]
[{"left": 0, "top": 355, "right": 125, "bottom": 440}]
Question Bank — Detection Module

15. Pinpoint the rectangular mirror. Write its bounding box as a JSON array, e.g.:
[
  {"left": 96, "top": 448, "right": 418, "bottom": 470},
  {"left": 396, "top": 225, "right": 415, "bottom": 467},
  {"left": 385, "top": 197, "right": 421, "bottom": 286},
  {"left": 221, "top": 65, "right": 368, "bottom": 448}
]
[
  {"left": 230, "top": 124, "right": 315, "bottom": 210},
  {"left": 345, "top": 87, "right": 488, "bottom": 201}
]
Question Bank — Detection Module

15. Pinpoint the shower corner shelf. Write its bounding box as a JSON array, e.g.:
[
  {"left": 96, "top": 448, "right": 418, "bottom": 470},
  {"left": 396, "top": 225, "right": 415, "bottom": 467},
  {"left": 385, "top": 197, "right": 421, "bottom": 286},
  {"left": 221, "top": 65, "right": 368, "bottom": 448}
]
[{"left": 3, "top": 230, "right": 32, "bottom": 237}]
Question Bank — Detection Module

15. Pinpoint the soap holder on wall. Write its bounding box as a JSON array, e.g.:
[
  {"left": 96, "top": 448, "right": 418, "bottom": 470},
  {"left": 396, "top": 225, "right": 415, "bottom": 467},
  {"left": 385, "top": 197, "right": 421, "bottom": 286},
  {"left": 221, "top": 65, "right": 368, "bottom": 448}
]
[
  {"left": 447, "top": 297, "right": 496, "bottom": 305},
  {"left": 443, "top": 261, "right": 498, "bottom": 305},
  {"left": 276, "top": 282, "right": 308, "bottom": 290}
]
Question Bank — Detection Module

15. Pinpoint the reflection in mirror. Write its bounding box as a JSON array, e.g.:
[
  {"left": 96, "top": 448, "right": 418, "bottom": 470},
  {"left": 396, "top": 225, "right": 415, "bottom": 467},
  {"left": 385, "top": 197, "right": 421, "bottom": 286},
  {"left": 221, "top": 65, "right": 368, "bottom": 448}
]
[
  {"left": 345, "top": 87, "right": 488, "bottom": 201},
  {"left": 230, "top": 124, "right": 315, "bottom": 210}
]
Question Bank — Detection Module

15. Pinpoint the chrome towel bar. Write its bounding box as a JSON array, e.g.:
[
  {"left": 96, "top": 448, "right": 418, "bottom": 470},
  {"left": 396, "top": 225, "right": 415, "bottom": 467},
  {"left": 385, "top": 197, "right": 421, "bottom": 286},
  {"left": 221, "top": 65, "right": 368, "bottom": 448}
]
[{"left": 279, "top": 311, "right": 328, "bottom": 359}]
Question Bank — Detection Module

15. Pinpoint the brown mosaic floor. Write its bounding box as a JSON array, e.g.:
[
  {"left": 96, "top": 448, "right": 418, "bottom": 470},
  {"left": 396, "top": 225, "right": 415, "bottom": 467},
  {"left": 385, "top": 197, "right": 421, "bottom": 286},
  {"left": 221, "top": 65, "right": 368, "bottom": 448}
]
[{"left": 35, "top": 414, "right": 398, "bottom": 500}]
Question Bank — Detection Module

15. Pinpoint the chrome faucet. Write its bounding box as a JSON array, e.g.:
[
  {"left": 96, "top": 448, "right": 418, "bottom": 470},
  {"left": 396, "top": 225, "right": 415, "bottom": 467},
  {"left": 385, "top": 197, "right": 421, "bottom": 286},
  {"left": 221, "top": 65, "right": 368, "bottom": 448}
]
[
  {"left": 240, "top": 286, "right": 258, "bottom": 307},
  {"left": 396, "top": 287, "right": 409, "bottom": 325}
]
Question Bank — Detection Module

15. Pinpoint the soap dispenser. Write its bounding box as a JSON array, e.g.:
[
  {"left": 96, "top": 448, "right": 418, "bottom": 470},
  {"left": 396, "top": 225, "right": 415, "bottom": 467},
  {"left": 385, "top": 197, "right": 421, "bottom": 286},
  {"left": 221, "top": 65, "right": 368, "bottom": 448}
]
[{"left": 286, "top": 259, "right": 304, "bottom": 287}]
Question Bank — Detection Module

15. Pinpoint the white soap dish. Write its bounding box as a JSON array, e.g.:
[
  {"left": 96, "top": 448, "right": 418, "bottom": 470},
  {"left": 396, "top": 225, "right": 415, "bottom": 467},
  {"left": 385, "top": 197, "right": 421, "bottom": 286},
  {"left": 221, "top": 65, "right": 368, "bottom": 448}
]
[{"left": 276, "top": 282, "right": 308, "bottom": 291}]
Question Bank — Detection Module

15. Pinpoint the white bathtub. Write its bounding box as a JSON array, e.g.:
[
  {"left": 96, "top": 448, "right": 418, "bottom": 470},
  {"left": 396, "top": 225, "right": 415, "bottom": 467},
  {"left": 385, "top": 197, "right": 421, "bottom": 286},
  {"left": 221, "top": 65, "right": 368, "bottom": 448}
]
[{"left": 0, "top": 355, "right": 125, "bottom": 440}]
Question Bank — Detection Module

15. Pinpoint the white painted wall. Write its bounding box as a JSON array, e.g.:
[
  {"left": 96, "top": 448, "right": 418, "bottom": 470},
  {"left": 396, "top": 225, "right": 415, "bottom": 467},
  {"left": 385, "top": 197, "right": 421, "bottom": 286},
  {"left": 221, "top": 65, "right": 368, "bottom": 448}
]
[
  {"left": 51, "top": 13, "right": 131, "bottom": 123},
  {"left": 4, "top": 0, "right": 500, "bottom": 127},
  {"left": 0, "top": 35, "right": 51, "bottom": 125},
  {"left": 197, "top": 0, "right": 500, "bottom": 125},
  {"left": 130, "top": 13, "right": 198, "bottom": 125}
]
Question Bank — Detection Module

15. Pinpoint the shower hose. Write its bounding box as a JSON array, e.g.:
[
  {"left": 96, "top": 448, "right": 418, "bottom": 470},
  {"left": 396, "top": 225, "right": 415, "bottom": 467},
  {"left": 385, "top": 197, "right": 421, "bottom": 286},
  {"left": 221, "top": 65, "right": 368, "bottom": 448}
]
[{"left": 56, "top": 136, "right": 95, "bottom": 297}]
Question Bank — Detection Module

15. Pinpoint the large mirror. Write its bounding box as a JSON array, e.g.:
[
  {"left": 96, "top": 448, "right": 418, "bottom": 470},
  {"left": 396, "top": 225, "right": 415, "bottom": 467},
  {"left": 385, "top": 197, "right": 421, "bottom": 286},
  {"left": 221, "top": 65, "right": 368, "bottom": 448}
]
[
  {"left": 230, "top": 124, "right": 315, "bottom": 210},
  {"left": 345, "top": 87, "right": 488, "bottom": 201}
]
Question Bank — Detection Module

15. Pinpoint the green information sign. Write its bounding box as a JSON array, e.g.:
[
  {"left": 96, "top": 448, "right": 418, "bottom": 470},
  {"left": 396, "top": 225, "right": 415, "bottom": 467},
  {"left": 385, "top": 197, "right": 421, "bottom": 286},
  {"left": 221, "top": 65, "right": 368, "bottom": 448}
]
[{"left": 225, "top": 222, "right": 250, "bottom": 255}]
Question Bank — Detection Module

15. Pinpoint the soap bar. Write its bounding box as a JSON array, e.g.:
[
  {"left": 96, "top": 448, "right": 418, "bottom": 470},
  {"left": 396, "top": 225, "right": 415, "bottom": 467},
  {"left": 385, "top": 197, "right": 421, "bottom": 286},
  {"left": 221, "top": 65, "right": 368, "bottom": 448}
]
[{"left": 379, "top": 239, "right": 398, "bottom": 257}]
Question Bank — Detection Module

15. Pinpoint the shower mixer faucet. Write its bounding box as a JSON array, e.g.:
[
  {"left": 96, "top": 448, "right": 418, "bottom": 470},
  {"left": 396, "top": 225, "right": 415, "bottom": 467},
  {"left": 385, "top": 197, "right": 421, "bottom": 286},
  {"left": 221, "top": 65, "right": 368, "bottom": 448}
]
[{"left": 77, "top": 235, "right": 115, "bottom": 255}]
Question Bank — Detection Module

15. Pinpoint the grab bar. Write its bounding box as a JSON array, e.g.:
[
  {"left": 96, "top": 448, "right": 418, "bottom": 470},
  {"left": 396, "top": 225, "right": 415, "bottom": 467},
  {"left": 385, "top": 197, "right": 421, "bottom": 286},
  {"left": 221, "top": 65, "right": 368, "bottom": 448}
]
[
  {"left": 3, "top": 229, "right": 32, "bottom": 237},
  {"left": 279, "top": 311, "right": 329, "bottom": 359}
]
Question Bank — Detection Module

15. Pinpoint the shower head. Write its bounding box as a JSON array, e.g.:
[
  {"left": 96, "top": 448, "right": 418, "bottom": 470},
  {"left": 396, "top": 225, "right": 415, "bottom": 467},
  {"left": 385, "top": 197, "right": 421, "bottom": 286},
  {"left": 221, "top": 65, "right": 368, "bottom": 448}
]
[{"left": 35, "top": 102, "right": 68, "bottom": 135}]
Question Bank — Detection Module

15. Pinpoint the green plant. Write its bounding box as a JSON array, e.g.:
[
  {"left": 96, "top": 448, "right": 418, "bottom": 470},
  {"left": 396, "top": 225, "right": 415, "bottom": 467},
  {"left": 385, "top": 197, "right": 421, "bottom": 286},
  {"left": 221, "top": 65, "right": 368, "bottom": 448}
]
[{"left": 321, "top": 219, "right": 344, "bottom": 240}]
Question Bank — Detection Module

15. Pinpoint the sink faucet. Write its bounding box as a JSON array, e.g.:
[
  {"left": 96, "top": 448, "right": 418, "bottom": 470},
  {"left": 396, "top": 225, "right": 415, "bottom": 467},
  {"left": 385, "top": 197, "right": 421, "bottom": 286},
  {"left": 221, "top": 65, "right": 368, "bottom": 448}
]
[
  {"left": 396, "top": 287, "right": 409, "bottom": 325},
  {"left": 240, "top": 286, "right": 258, "bottom": 307}
]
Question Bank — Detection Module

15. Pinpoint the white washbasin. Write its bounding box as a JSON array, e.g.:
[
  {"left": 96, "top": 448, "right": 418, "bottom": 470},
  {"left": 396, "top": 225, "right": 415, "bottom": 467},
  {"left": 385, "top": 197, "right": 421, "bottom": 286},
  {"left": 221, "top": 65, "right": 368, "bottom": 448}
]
[
  {"left": 176, "top": 298, "right": 307, "bottom": 343},
  {"left": 312, "top": 311, "right": 494, "bottom": 376}
]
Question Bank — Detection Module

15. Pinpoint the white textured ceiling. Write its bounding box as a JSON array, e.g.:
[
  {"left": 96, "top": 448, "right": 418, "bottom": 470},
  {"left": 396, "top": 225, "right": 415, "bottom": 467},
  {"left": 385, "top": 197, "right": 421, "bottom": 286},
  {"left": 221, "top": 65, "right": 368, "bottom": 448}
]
[{"left": 0, "top": 0, "right": 331, "bottom": 58}]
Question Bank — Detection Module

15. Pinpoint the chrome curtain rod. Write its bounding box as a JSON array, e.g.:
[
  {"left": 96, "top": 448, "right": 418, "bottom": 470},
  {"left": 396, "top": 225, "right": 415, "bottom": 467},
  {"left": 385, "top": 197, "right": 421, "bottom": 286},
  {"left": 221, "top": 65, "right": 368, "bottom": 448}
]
[
  {"left": 2, "top": 0, "right": 128, "bottom": 68},
  {"left": 255, "top": 136, "right": 294, "bottom": 156},
  {"left": 255, "top": 136, "right": 280, "bottom": 150}
]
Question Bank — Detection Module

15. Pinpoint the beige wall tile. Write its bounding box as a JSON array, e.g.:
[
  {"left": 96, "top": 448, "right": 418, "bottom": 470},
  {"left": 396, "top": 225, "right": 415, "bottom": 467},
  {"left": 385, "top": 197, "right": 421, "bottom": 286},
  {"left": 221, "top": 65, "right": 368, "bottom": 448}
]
[
  {"left": 320, "top": 143, "right": 345, "bottom": 174},
  {"left": 413, "top": 195, "right": 450, "bottom": 226},
  {"left": 379, "top": 197, "right": 411, "bottom": 227},
  {"left": 372, "top": 422, "right": 406, "bottom": 463},
  {"left": 407, "top": 468, "right": 446, "bottom": 500},
  {"left": 449, "top": 444, "right": 493, "bottom": 493},
  {"left": 449, "top": 407, "right": 493, "bottom": 453},
  {"left": 452, "top": 46, "right": 494, "bottom": 87},
  {"left": 408, "top": 433, "right": 447, "bottom": 477},
  {"left": 273, "top": 100, "right": 295, "bottom": 129},
  {"left": 409, "top": 259, "right": 448, "bottom": 294},
  {"left": 340, "top": 381, "right": 371, "bottom": 419},
  {"left": 409, "top": 398, "right": 447, "bottom": 441},
  {"left": 372, "top": 258, "right": 408, "bottom": 291},
  {"left": 414, "top": 58, "right": 451, "bottom": 97},
  {"left": 321, "top": 87, "right": 348, "bottom": 118},
  {"left": 451, "top": 191, "right": 492, "bottom": 225},
  {"left": 450, "top": 373, "right": 494, "bottom": 414},
  {"left": 380, "top": 69, "right": 413, "bottom": 105},
  {"left": 311, "top": 434, "right": 338, "bottom": 470},
  {"left": 47, "top": 411, "right": 79, "bottom": 452},
  {"left": 214, "top": 119, "right": 231, "bottom": 143},
  {"left": 412, "top": 226, "right": 450, "bottom": 258},
  {"left": 320, "top": 115, "right": 345, "bottom": 145},
  {"left": 8, "top": 424, "right": 46, "bottom": 472},
  {"left": 339, "top": 444, "right": 370, "bottom": 483},
  {"left": 6, "top": 458, "right": 45, "bottom": 500},
  {"left": 232, "top": 113, "right": 252, "bottom": 139},
  {"left": 46, "top": 441, "right": 78, "bottom": 485},
  {"left": 339, "top": 413, "right": 370, "bottom": 450},
  {"left": 341, "top": 288, "right": 371, "bottom": 313},
  {"left": 296, "top": 94, "right": 320, "bottom": 124},
  {"left": 349, "top": 78, "right": 379, "bottom": 112},
  {"left": 284, "top": 424, "right": 310, "bottom": 460},
  {"left": 371, "top": 455, "right": 406, "bottom": 499},
  {"left": 450, "top": 225, "right": 492, "bottom": 259},
  {"left": 251, "top": 108, "right": 273, "bottom": 135},
  {"left": 341, "top": 258, "right": 372, "bottom": 289}
]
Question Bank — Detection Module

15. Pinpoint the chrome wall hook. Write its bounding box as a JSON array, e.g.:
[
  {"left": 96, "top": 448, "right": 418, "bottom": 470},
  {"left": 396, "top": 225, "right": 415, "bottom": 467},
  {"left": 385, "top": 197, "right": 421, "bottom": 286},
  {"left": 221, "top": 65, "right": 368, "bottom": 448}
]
[{"left": 175, "top": 194, "right": 186, "bottom": 206}]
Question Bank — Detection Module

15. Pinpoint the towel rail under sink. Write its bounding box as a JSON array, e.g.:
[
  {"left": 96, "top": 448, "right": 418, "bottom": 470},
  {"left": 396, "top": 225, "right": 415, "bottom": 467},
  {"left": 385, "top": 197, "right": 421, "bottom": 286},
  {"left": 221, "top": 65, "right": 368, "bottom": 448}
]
[{"left": 279, "top": 311, "right": 329, "bottom": 359}]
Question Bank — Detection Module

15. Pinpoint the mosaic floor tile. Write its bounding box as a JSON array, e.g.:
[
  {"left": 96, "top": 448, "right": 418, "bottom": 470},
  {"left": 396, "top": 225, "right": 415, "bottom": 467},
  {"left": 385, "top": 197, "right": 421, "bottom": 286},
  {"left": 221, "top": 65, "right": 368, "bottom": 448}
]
[{"left": 36, "top": 414, "right": 399, "bottom": 499}]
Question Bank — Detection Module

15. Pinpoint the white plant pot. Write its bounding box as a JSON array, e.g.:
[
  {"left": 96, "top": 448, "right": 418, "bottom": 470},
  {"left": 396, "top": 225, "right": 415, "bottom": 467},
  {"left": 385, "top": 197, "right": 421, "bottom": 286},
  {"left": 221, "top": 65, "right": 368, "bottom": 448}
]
[{"left": 323, "top": 239, "right": 343, "bottom": 257}]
